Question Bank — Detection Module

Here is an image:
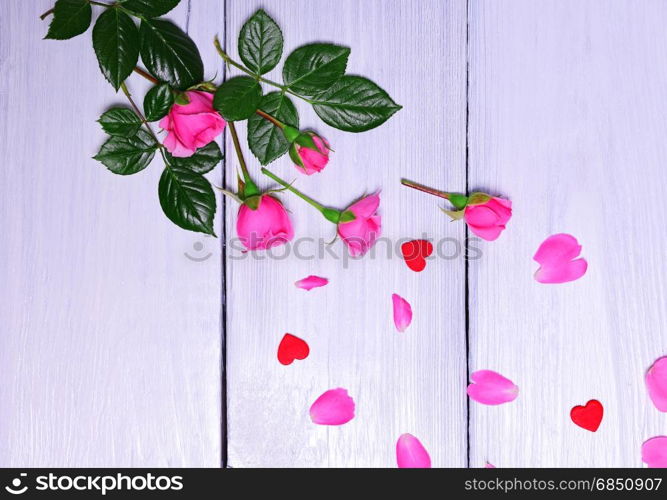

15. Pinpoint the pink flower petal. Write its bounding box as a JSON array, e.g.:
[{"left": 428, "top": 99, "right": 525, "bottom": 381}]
[
  {"left": 294, "top": 275, "right": 329, "bottom": 291},
  {"left": 309, "top": 388, "right": 355, "bottom": 426},
  {"left": 392, "top": 294, "right": 412, "bottom": 332},
  {"left": 467, "top": 370, "right": 519, "bottom": 405},
  {"left": 485, "top": 462, "right": 496, "bottom": 468},
  {"left": 642, "top": 436, "right": 667, "bottom": 468},
  {"left": 533, "top": 233, "right": 588, "bottom": 284},
  {"left": 646, "top": 356, "right": 667, "bottom": 412},
  {"left": 396, "top": 434, "right": 431, "bottom": 468}
]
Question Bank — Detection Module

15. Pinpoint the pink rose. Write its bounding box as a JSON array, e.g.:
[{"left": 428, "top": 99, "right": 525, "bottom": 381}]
[
  {"left": 237, "top": 195, "right": 294, "bottom": 250},
  {"left": 337, "top": 193, "right": 382, "bottom": 256},
  {"left": 159, "top": 91, "right": 226, "bottom": 158},
  {"left": 464, "top": 197, "right": 512, "bottom": 241},
  {"left": 293, "top": 135, "right": 330, "bottom": 175}
]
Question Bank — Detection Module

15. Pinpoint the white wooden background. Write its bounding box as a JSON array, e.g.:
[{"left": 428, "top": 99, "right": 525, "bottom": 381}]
[{"left": 0, "top": 0, "right": 665, "bottom": 468}]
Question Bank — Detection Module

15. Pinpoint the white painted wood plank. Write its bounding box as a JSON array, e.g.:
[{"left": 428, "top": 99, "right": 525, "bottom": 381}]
[
  {"left": 225, "top": 0, "right": 468, "bottom": 467},
  {"left": 0, "top": 0, "right": 222, "bottom": 466},
  {"left": 468, "top": 0, "right": 667, "bottom": 467}
]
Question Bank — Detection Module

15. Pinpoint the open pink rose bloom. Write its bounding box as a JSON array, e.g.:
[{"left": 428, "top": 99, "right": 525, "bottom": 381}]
[
  {"left": 159, "top": 90, "right": 226, "bottom": 157},
  {"left": 337, "top": 193, "right": 382, "bottom": 257},
  {"left": 464, "top": 197, "right": 512, "bottom": 241},
  {"left": 236, "top": 195, "right": 294, "bottom": 251}
]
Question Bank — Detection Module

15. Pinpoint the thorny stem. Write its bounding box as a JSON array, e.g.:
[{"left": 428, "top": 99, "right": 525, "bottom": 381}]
[
  {"left": 401, "top": 179, "right": 452, "bottom": 200},
  {"left": 228, "top": 122, "right": 259, "bottom": 197},
  {"left": 213, "top": 36, "right": 314, "bottom": 103}
]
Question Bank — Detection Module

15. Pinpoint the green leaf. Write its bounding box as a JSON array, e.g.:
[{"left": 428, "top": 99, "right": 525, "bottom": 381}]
[
  {"left": 45, "top": 0, "right": 92, "bottom": 40},
  {"left": 98, "top": 107, "right": 142, "bottom": 137},
  {"left": 92, "top": 8, "right": 140, "bottom": 90},
  {"left": 213, "top": 76, "right": 262, "bottom": 121},
  {"left": 139, "top": 19, "right": 204, "bottom": 90},
  {"left": 144, "top": 83, "right": 174, "bottom": 122},
  {"left": 282, "top": 43, "right": 350, "bottom": 96},
  {"left": 238, "top": 9, "right": 283, "bottom": 75},
  {"left": 94, "top": 129, "right": 157, "bottom": 175},
  {"left": 159, "top": 166, "right": 216, "bottom": 235},
  {"left": 166, "top": 141, "right": 223, "bottom": 174},
  {"left": 247, "top": 92, "right": 298, "bottom": 165},
  {"left": 312, "top": 75, "right": 401, "bottom": 132},
  {"left": 120, "top": 0, "right": 181, "bottom": 17}
]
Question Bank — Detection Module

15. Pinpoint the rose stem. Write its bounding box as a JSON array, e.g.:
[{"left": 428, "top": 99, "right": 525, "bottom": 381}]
[
  {"left": 228, "top": 122, "right": 259, "bottom": 197},
  {"left": 255, "top": 109, "right": 284, "bottom": 129},
  {"left": 260, "top": 168, "right": 342, "bottom": 223},
  {"left": 133, "top": 67, "right": 159, "bottom": 85},
  {"left": 400, "top": 179, "right": 451, "bottom": 200}
]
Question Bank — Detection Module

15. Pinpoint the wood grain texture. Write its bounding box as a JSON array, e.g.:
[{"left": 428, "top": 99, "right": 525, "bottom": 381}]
[
  {"left": 224, "top": 0, "right": 468, "bottom": 467},
  {"left": 0, "top": 0, "right": 222, "bottom": 466},
  {"left": 468, "top": 0, "right": 667, "bottom": 467}
]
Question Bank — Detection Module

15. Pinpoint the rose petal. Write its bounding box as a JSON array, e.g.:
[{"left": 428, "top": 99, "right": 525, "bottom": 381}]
[
  {"left": 309, "top": 388, "right": 355, "bottom": 426},
  {"left": 467, "top": 370, "right": 519, "bottom": 405},
  {"left": 295, "top": 275, "right": 329, "bottom": 291},
  {"left": 642, "top": 436, "right": 667, "bottom": 468},
  {"left": 392, "top": 294, "right": 412, "bottom": 332},
  {"left": 533, "top": 233, "right": 588, "bottom": 284},
  {"left": 396, "top": 434, "right": 431, "bottom": 468},
  {"left": 646, "top": 356, "right": 667, "bottom": 412}
]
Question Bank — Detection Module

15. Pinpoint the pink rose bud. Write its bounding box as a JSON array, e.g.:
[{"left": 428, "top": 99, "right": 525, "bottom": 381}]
[
  {"left": 236, "top": 194, "right": 294, "bottom": 251},
  {"left": 159, "top": 91, "right": 226, "bottom": 158},
  {"left": 337, "top": 193, "right": 382, "bottom": 257},
  {"left": 290, "top": 133, "right": 330, "bottom": 175},
  {"left": 464, "top": 195, "right": 512, "bottom": 241}
]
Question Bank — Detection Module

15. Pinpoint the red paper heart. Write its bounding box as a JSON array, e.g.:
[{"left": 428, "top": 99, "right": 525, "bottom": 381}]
[
  {"left": 570, "top": 399, "right": 603, "bottom": 432},
  {"left": 277, "top": 334, "right": 309, "bottom": 365},
  {"left": 401, "top": 240, "right": 434, "bottom": 272}
]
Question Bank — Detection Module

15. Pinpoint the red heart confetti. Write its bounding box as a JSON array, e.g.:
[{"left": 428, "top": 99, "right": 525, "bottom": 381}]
[
  {"left": 570, "top": 399, "right": 603, "bottom": 432},
  {"left": 277, "top": 334, "right": 310, "bottom": 366},
  {"left": 401, "top": 239, "right": 434, "bottom": 272}
]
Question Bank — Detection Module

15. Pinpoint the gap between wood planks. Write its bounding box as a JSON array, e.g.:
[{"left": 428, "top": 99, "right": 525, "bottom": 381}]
[
  {"left": 220, "top": 0, "right": 229, "bottom": 469},
  {"left": 464, "top": 0, "right": 471, "bottom": 470}
]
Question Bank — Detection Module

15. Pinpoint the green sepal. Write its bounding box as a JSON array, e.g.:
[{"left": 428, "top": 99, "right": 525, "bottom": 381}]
[
  {"left": 440, "top": 207, "right": 466, "bottom": 221},
  {"left": 237, "top": 173, "right": 246, "bottom": 198},
  {"left": 449, "top": 193, "right": 469, "bottom": 210},
  {"left": 283, "top": 125, "right": 300, "bottom": 143},
  {"left": 322, "top": 207, "right": 342, "bottom": 224},
  {"left": 339, "top": 210, "right": 356, "bottom": 223},
  {"left": 289, "top": 143, "right": 304, "bottom": 167},
  {"left": 244, "top": 195, "right": 262, "bottom": 211},
  {"left": 468, "top": 192, "right": 492, "bottom": 205},
  {"left": 294, "top": 132, "right": 317, "bottom": 151},
  {"left": 174, "top": 92, "right": 190, "bottom": 105}
]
